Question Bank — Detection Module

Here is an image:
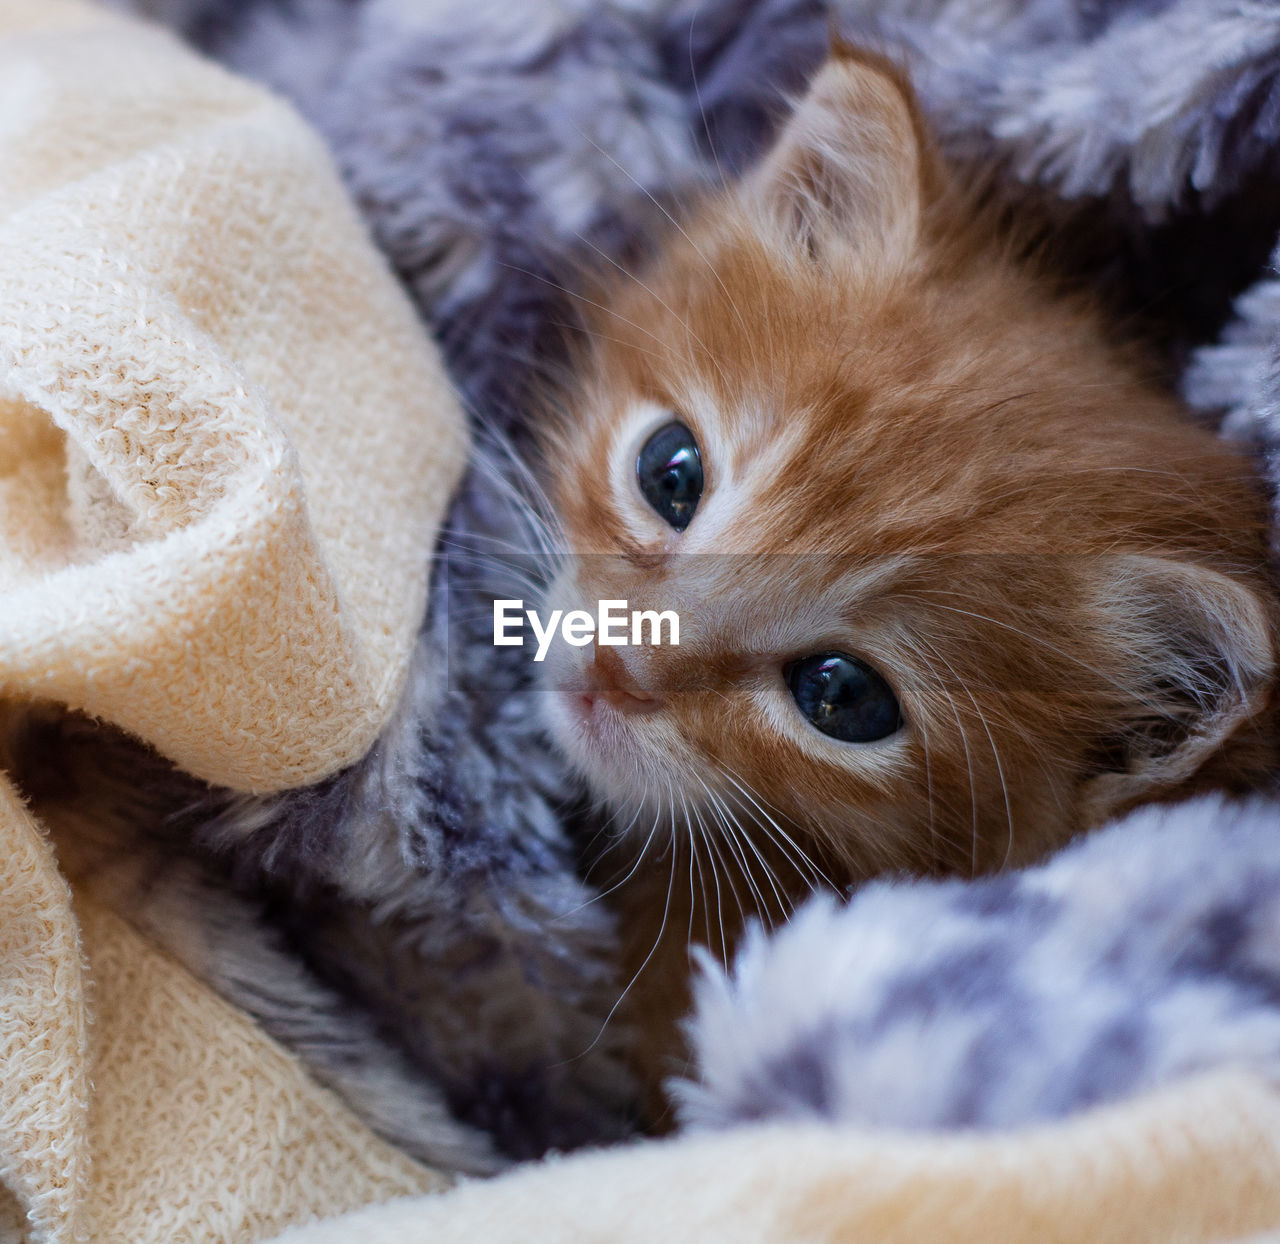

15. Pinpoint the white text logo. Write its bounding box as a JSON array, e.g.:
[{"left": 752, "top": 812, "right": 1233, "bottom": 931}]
[{"left": 493, "top": 599, "right": 680, "bottom": 661}]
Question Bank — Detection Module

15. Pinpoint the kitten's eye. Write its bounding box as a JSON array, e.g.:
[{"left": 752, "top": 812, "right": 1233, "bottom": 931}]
[
  {"left": 785, "top": 653, "right": 903, "bottom": 743},
  {"left": 636, "top": 421, "right": 702, "bottom": 531}
]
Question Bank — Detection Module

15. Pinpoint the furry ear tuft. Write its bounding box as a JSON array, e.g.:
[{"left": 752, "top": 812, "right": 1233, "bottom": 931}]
[
  {"left": 1081, "top": 555, "right": 1275, "bottom": 823},
  {"left": 745, "top": 47, "right": 937, "bottom": 266}
]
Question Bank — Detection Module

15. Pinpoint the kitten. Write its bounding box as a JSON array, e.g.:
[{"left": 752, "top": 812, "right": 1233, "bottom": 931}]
[
  {"left": 15, "top": 30, "right": 1277, "bottom": 1161},
  {"left": 532, "top": 48, "right": 1279, "bottom": 1096}
]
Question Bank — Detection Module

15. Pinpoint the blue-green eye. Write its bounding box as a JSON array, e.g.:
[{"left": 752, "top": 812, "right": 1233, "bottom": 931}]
[
  {"left": 785, "top": 653, "right": 903, "bottom": 743},
  {"left": 637, "top": 421, "right": 702, "bottom": 530}
]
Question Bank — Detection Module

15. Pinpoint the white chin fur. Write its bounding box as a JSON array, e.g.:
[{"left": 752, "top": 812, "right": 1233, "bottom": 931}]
[{"left": 538, "top": 686, "right": 688, "bottom": 826}]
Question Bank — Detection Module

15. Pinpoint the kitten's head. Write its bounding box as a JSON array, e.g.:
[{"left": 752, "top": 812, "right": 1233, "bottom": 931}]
[{"left": 536, "top": 48, "right": 1277, "bottom": 887}]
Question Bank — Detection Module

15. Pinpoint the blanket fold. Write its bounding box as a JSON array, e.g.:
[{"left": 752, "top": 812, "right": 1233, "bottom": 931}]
[
  {"left": 0, "top": 1, "right": 462, "bottom": 1239},
  {"left": 0, "top": 0, "right": 467, "bottom": 793},
  {"left": 264, "top": 1067, "right": 1280, "bottom": 1244}
]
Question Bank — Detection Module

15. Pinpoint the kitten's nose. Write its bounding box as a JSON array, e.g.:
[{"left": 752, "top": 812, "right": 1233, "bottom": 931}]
[{"left": 585, "top": 643, "right": 663, "bottom": 715}]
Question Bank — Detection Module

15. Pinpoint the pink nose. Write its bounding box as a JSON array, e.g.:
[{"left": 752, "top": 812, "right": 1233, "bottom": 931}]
[{"left": 584, "top": 643, "right": 663, "bottom": 715}]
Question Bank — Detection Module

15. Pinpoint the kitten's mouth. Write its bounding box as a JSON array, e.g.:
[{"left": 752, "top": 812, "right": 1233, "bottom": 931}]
[
  {"left": 569, "top": 689, "right": 609, "bottom": 731},
  {"left": 577, "top": 686, "right": 663, "bottom": 718},
  {"left": 541, "top": 672, "right": 691, "bottom": 818},
  {"left": 548, "top": 685, "right": 631, "bottom": 762},
  {"left": 553, "top": 645, "right": 664, "bottom": 729},
  {"left": 537, "top": 645, "right": 677, "bottom": 816},
  {"left": 561, "top": 687, "right": 635, "bottom": 734},
  {"left": 548, "top": 676, "right": 654, "bottom": 757}
]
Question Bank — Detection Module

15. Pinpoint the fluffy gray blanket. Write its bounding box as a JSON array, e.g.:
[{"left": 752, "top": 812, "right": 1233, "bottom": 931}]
[{"left": 106, "top": 0, "right": 1280, "bottom": 1156}]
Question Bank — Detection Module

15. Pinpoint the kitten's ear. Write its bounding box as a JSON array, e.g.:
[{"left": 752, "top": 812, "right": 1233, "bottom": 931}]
[
  {"left": 1080, "top": 554, "right": 1275, "bottom": 824},
  {"left": 745, "top": 47, "right": 938, "bottom": 265}
]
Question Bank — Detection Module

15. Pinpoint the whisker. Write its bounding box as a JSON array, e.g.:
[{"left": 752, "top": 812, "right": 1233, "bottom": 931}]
[
  {"left": 904, "top": 637, "right": 981, "bottom": 876},
  {"left": 497, "top": 260, "right": 675, "bottom": 357},
  {"left": 566, "top": 223, "right": 734, "bottom": 393},
  {"left": 912, "top": 632, "right": 1014, "bottom": 871},
  {"left": 686, "top": 10, "right": 728, "bottom": 190},
  {"left": 546, "top": 319, "right": 670, "bottom": 367},
  {"left": 905, "top": 593, "right": 1180, "bottom": 723},
  {"left": 703, "top": 780, "right": 779, "bottom": 929},
  {"left": 691, "top": 804, "right": 721, "bottom": 954},
  {"left": 693, "top": 790, "right": 733, "bottom": 960},
  {"left": 566, "top": 122, "right": 753, "bottom": 361},
  {"left": 715, "top": 764, "right": 841, "bottom": 896},
  {"left": 696, "top": 783, "right": 749, "bottom": 942},
  {"left": 578, "top": 801, "right": 663, "bottom": 909},
  {"left": 724, "top": 785, "right": 826, "bottom": 898}
]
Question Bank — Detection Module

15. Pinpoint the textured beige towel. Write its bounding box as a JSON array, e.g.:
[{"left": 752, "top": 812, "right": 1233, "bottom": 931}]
[
  {"left": 4, "top": 3, "right": 1280, "bottom": 1244},
  {"left": 266, "top": 1067, "right": 1280, "bottom": 1244},
  {"left": 0, "top": 1, "right": 460, "bottom": 1240}
]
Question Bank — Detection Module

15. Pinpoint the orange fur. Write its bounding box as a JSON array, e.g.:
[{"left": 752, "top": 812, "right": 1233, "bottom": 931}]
[{"left": 534, "top": 49, "right": 1280, "bottom": 1107}]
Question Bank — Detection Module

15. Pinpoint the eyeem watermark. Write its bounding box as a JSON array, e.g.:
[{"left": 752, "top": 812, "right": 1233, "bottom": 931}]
[{"left": 493, "top": 599, "right": 680, "bottom": 662}]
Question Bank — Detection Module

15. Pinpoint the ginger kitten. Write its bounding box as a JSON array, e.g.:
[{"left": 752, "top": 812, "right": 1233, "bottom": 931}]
[{"left": 535, "top": 48, "right": 1279, "bottom": 1100}]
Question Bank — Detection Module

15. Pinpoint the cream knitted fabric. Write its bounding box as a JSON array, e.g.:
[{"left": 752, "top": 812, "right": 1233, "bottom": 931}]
[
  {"left": 0, "top": 768, "right": 443, "bottom": 1244},
  {"left": 0, "top": 0, "right": 461, "bottom": 1239},
  {"left": 265, "top": 1067, "right": 1280, "bottom": 1244},
  {"left": 0, "top": 0, "right": 465, "bottom": 793},
  {"left": 77, "top": 893, "right": 444, "bottom": 1242}
]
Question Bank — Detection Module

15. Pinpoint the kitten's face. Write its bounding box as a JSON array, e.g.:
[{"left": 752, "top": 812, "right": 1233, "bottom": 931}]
[{"left": 537, "top": 51, "right": 1276, "bottom": 889}]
